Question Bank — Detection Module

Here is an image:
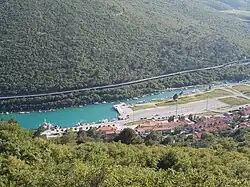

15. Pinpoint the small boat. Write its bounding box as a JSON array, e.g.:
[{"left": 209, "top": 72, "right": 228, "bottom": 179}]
[
  {"left": 6, "top": 112, "right": 9, "bottom": 115},
  {"left": 48, "top": 109, "right": 56, "bottom": 112},
  {"left": 40, "top": 120, "right": 53, "bottom": 129},
  {"left": 79, "top": 105, "right": 84, "bottom": 108},
  {"left": 179, "top": 90, "right": 184, "bottom": 95},
  {"left": 94, "top": 102, "right": 99, "bottom": 105},
  {"left": 133, "top": 97, "right": 139, "bottom": 100},
  {"left": 102, "top": 101, "right": 107, "bottom": 104}
]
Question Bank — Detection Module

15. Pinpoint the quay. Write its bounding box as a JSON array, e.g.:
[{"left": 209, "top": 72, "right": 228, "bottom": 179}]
[{"left": 113, "top": 103, "right": 133, "bottom": 120}]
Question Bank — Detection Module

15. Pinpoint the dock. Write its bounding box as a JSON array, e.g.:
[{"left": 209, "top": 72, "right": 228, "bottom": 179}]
[{"left": 113, "top": 103, "right": 133, "bottom": 120}]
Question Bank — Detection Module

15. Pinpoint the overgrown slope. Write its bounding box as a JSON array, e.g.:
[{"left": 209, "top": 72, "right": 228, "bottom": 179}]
[
  {"left": 1, "top": 0, "right": 250, "bottom": 96},
  {"left": 0, "top": 122, "right": 249, "bottom": 186}
]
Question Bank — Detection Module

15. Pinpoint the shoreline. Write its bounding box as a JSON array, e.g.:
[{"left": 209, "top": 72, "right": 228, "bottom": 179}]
[
  {"left": 2, "top": 80, "right": 246, "bottom": 115},
  {"left": 1, "top": 81, "right": 250, "bottom": 129}
]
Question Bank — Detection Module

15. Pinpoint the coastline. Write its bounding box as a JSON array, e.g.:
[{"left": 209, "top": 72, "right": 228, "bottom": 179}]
[{"left": 1, "top": 80, "right": 250, "bottom": 129}]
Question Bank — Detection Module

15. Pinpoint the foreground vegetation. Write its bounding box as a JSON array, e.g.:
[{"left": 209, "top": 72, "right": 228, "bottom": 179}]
[
  {"left": 1, "top": 0, "right": 250, "bottom": 111},
  {"left": 0, "top": 121, "right": 249, "bottom": 186}
]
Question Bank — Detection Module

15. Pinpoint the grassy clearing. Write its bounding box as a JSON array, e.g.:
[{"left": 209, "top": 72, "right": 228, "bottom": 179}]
[
  {"left": 219, "top": 96, "right": 250, "bottom": 106},
  {"left": 232, "top": 85, "right": 250, "bottom": 94},
  {"left": 132, "top": 89, "right": 231, "bottom": 111},
  {"left": 132, "top": 105, "right": 155, "bottom": 111},
  {"left": 195, "top": 89, "right": 231, "bottom": 99},
  {"left": 155, "top": 89, "right": 231, "bottom": 107},
  {"left": 125, "top": 119, "right": 151, "bottom": 126}
]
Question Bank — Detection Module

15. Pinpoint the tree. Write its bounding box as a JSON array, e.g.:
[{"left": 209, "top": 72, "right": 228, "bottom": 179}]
[
  {"left": 114, "top": 128, "right": 143, "bottom": 144},
  {"left": 157, "top": 151, "right": 179, "bottom": 170},
  {"left": 145, "top": 131, "right": 161, "bottom": 145},
  {"left": 60, "top": 129, "right": 76, "bottom": 144},
  {"left": 173, "top": 93, "right": 179, "bottom": 101},
  {"left": 162, "top": 136, "right": 173, "bottom": 145},
  {"left": 33, "top": 126, "right": 47, "bottom": 138},
  {"left": 168, "top": 116, "right": 175, "bottom": 122},
  {"left": 76, "top": 130, "right": 89, "bottom": 144},
  {"left": 188, "top": 114, "right": 194, "bottom": 121}
]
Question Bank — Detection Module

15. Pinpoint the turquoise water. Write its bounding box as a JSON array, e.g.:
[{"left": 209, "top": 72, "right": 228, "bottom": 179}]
[{"left": 0, "top": 85, "right": 205, "bottom": 129}]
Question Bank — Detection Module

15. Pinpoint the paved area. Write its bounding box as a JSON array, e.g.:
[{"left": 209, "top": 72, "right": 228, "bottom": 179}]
[{"left": 132, "top": 99, "right": 228, "bottom": 120}]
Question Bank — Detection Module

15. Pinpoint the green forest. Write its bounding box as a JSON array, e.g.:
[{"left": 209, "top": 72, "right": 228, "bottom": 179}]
[
  {"left": 1, "top": 0, "right": 250, "bottom": 111},
  {"left": 0, "top": 121, "right": 250, "bottom": 186}
]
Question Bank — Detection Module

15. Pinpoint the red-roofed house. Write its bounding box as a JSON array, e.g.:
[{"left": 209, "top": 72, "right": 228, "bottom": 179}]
[{"left": 97, "top": 125, "right": 120, "bottom": 136}]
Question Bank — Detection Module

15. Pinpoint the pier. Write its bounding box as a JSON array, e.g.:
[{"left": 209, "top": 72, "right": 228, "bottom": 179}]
[{"left": 113, "top": 103, "right": 133, "bottom": 120}]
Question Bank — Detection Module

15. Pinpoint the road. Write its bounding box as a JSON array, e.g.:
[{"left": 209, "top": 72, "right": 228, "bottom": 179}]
[{"left": 1, "top": 59, "right": 250, "bottom": 100}]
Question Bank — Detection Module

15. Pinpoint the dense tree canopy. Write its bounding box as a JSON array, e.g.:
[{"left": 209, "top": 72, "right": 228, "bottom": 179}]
[
  {"left": 1, "top": 0, "right": 250, "bottom": 96},
  {"left": 1, "top": 0, "right": 250, "bottom": 111},
  {"left": 0, "top": 122, "right": 249, "bottom": 186}
]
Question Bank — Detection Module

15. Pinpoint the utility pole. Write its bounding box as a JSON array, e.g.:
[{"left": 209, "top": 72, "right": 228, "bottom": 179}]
[
  {"left": 206, "top": 96, "right": 209, "bottom": 111},
  {"left": 133, "top": 109, "right": 134, "bottom": 124},
  {"left": 175, "top": 100, "right": 178, "bottom": 117}
]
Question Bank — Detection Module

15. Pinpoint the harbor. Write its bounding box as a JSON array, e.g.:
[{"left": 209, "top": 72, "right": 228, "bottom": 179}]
[{"left": 0, "top": 85, "right": 204, "bottom": 129}]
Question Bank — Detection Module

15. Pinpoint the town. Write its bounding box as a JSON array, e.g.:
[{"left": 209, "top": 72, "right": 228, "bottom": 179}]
[
  {"left": 38, "top": 84, "right": 250, "bottom": 143},
  {"left": 39, "top": 105, "right": 249, "bottom": 140}
]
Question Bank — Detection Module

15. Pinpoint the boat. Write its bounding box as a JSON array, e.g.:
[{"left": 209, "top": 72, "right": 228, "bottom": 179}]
[
  {"left": 6, "top": 112, "right": 9, "bottom": 115},
  {"left": 137, "top": 100, "right": 145, "bottom": 104},
  {"left": 94, "top": 102, "right": 99, "bottom": 105},
  {"left": 102, "top": 101, "right": 107, "bottom": 104},
  {"left": 192, "top": 89, "right": 200, "bottom": 93},
  {"left": 79, "top": 105, "right": 84, "bottom": 108},
  {"left": 133, "top": 97, "right": 139, "bottom": 100},
  {"left": 101, "top": 119, "right": 108, "bottom": 123},
  {"left": 40, "top": 120, "right": 53, "bottom": 130},
  {"left": 48, "top": 109, "right": 56, "bottom": 112}
]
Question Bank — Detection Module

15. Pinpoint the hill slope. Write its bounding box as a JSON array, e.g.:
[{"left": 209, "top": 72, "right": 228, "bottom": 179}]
[
  {"left": 1, "top": 0, "right": 250, "bottom": 96},
  {"left": 0, "top": 122, "right": 249, "bottom": 186}
]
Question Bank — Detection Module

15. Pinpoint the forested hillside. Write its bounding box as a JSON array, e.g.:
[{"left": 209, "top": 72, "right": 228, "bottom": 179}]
[
  {"left": 0, "top": 122, "right": 249, "bottom": 186},
  {"left": 1, "top": 0, "right": 250, "bottom": 97}
]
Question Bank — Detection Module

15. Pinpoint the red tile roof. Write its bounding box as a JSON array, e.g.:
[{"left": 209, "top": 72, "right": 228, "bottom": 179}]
[
  {"left": 240, "top": 106, "right": 250, "bottom": 115},
  {"left": 98, "top": 126, "right": 117, "bottom": 132},
  {"left": 239, "top": 122, "right": 250, "bottom": 128},
  {"left": 136, "top": 121, "right": 189, "bottom": 133}
]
